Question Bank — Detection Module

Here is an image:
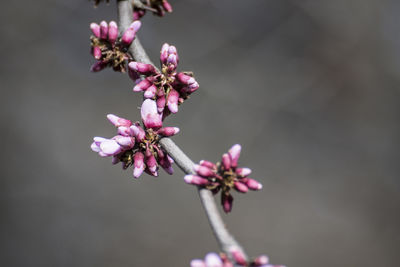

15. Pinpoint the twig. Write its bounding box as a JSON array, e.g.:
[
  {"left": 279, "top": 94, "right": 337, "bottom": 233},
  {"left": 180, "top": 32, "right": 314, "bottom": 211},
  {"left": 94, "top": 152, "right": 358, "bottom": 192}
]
[{"left": 116, "top": 0, "right": 248, "bottom": 261}]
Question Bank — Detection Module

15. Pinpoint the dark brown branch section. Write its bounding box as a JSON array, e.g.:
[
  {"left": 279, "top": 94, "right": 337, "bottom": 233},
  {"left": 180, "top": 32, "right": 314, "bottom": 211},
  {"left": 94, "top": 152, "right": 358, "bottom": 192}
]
[{"left": 116, "top": 0, "right": 248, "bottom": 261}]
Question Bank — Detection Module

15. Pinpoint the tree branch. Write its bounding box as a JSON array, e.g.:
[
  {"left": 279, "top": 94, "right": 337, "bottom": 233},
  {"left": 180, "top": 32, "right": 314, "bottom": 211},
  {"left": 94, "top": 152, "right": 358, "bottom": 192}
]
[{"left": 117, "top": 0, "right": 248, "bottom": 261}]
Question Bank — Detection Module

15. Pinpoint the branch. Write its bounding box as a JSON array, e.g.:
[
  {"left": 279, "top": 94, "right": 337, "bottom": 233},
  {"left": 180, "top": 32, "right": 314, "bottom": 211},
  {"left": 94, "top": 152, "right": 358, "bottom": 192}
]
[{"left": 116, "top": 0, "right": 249, "bottom": 261}]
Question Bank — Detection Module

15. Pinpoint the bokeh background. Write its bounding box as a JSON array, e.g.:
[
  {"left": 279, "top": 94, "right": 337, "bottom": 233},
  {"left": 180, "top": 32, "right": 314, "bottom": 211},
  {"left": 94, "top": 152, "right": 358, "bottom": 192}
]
[{"left": 1, "top": 0, "right": 400, "bottom": 266}]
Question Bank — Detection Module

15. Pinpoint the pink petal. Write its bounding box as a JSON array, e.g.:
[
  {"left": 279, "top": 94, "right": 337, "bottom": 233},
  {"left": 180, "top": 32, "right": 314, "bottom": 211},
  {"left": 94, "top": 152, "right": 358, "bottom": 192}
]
[
  {"left": 133, "top": 152, "right": 145, "bottom": 178},
  {"left": 221, "top": 153, "right": 231, "bottom": 170},
  {"left": 228, "top": 144, "right": 241, "bottom": 168},
  {"left": 167, "top": 89, "right": 179, "bottom": 113},
  {"left": 236, "top": 167, "right": 251, "bottom": 177},
  {"left": 90, "top": 23, "right": 100, "bottom": 38},
  {"left": 205, "top": 253, "right": 223, "bottom": 267},
  {"left": 107, "top": 114, "right": 132, "bottom": 127},
  {"left": 99, "top": 139, "right": 121, "bottom": 156},
  {"left": 221, "top": 193, "right": 233, "bottom": 213},
  {"left": 193, "top": 164, "right": 215, "bottom": 178},
  {"left": 143, "top": 84, "right": 157, "bottom": 98},
  {"left": 184, "top": 175, "right": 209, "bottom": 186},
  {"left": 133, "top": 79, "right": 152, "bottom": 92},
  {"left": 234, "top": 181, "right": 248, "bottom": 193},
  {"left": 108, "top": 21, "right": 118, "bottom": 44},
  {"left": 157, "top": 127, "right": 179, "bottom": 137},
  {"left": 99, "top": 20, "right": 108, "bottom": 39},
  {"left": 141, "top": 99, "right": 162, "bottom": 129}
]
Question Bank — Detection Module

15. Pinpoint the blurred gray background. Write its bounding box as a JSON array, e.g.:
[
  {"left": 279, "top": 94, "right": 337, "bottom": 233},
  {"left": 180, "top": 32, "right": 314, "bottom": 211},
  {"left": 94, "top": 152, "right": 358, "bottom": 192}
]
[{"left": 1, "top": 0, "right": 400, "bottom": 266}]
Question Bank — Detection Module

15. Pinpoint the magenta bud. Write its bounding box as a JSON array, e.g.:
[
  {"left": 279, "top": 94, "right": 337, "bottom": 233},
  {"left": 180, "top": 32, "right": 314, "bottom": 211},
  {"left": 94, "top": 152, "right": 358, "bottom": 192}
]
[
  {"left": 157, "top": 127, "right": 179, "bottom": 137},
  {"left": 111, "top": 156, "right": 120, "bottom": 165},
  {"left": 132, "top": 151, "right": 145, "bottom": 178},
  {"left": 199, "top": 160, "right": 217, "bottom": 169},
  {"left": 176, "top": 72, "right": 196, "bottom": 85},
  {"left": 121, "top": 21, "right": 141, "bottom": 46},
  {"left": 228, "top": 144, "right": 241, "bottom": 168},
  {"left": 166, "top": 54, "right": 178, "bottom": 68},
  {"left": 184, "top": 175, "right": 209, "bottom": 186},
  {"left": 167, "top": 89, "right": 179, "bottom": 113},
  {"left": 221, "top": 153, "right": 231, "bottom": 170},
  {"left": 144, "top": 84, "right": 158, "bottom": 98},
  {"left": 107, "top": 114, "right": 132, "bottom": 127},
  {"left": 159, "top": 156, "right": 174, "bottom": 175},
  {"left": 230, "top": 249, "right": 247, "bottom": 266},
  {"left": 92, "top": 46, "right": 102, "bottom": 60},
  {"left": 129, "top": 20, "right": 141, "bottom": 33},
  {"left": 141, "top": 99, "right": 163, "bottom": 130},
  {"left": 99, "top": 20, "right": 108, "bottom": 39},
  {"left": 205, "top": 253, "right": 223, "bottom": 267},
  {"left": 90, "top": 23, "right": 101, "bottom": 38},
  {"left": 160, "top": 43, "right": 169, "bottom": 64},
  {"left": 254, "top": 255, "right": 269, "bottom": 266},
  {"left": 128, "top": 67, "right": 140, "bottom": 82},
  {"left": 162, "top": 0, "right": 173, "bottom": 12},
  {"left": 190, "top": 259, "right": 206, "bottom": 267},
  {"left": 99, "top": 139, "right": 122, "bottom": 156},
  {"left": 128, "top": 62, "right": 157, "bottom": 75},
  {"left": 133, "top": 79, "right": 152, "bottom": 92},
  {"left": 108, "top": 21, "right": 118, "bottom": 44},
  {"left": 146, "top": 154, "right": 158, "bottom": 176},
  {"left": 236, "top": 167, "right": 251, "bottom": 177},
  {"left": 221, "top": 193, "right": 233, "bottom": 213},
  {"left": 234, "top": 181, "right": 248, "bottom": 193},
  {"left": 243, "top": 178, "right": 263, "bottom": 190},
  {"left": 113, "top": 135, "right": 135, "bottom": 148},
  {"left": 90, "top": 60, "right": 107, "bottom": 72},
  {"left": 194, "top": 164, "right": 215, "bottom": 178},
  {"left": 130, "top": 125, "right": 145, "bottom": 142},
  {"left": 156, "top": 95, "right": 166, "bottom": 113}
]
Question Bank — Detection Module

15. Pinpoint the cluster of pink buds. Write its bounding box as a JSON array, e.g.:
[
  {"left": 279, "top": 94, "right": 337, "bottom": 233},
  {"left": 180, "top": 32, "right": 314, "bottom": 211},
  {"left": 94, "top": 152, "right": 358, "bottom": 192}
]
[
  {"left": 191, "top": 252, "right": 285, "bottom": 267},
  {"left": 129, "top": 43, "right": 199, "bottom": 118},
  {"left": 184, "top": 144, "right": 262, "bottom": 213},
  {"left": 90, "top": 20, "right": 141, "bottom": 72},
  {"left": 91, "top": 99, "right": 179, "bottom": 177},
  {"left": 133, "top": 0, "right": 172, "bottom": 19}
]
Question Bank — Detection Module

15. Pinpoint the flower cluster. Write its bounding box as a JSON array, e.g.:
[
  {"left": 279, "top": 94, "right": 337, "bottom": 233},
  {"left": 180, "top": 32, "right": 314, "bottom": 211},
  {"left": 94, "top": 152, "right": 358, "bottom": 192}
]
[
  {"left": 90, "top": 20, "right": 141, "bottom": 72},
  {"left": 91, "top": 99, "right": 178, "bottom": 177},
  {"left": 133, "top": 0, "right": 173, "bottom": 19},
  {"left": 184, "top": 144, "right": 262, "bottom": 213},
  {"left": 191, "top": 252, "right": 285, "bottom": 267},
  {"left": 129, "top": 43, "right": 199, "bottom": 118}
]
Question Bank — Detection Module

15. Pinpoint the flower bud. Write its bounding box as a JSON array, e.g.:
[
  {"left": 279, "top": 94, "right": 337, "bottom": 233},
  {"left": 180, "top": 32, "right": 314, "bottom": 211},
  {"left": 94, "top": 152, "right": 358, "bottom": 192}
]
[
  {"left": 90, "top": 23, "right": 101, "bottom": 38},
  {"left": 99, "top": 20, "right": 108, "bottom": 39},
  {"left": 108, "top": 21, "right": 118, "bottom": 44}
]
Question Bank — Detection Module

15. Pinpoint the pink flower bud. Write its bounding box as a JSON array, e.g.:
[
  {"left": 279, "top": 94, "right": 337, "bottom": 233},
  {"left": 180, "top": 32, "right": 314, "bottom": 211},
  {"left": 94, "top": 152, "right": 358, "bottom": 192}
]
[
  {"left": 230, "top": 249, "right": 247, "bottom": 266},
  {"left": 113, "top": 135, "right": 135, "bottom": 148},
  {"left": 156, "top": 94, "right": 166, "bottom": 113},
  {"left": 157, "top": 127, "right": 179, "bottom": 137},
  {"left": 111, "top": 156, "right": 120, "bottom": 165},
  {"left": 117, "top": 126, "right": 131, "bottom": 136},
  {"left": 90, "top": 60, "right": 107, "bottom": 72},
  {"left": 144, "top": 84, "right": 158, "bottom": 98},
  {"left": 228, "top": 144, "right": 241, "bottom": 168},
  {"left": 194, "top": 164, "right": 215, "bottom": 178},
  {"left": 236, "top": 167, "right": 251, "bottom": 177},
  {"left": 243, "top": 178, "right": 262, "bottom": 190},
  {"left": 176, "top": 72, "right": 196, "bottom": 85},
  {"left": 167, "top": 54, "right": 178, "bottom": 68},
  {"left": 99, "top": 139, "right": 122, "bottom": 156},
  {"left": 199, "top": 160, "right": 217, "bottom": 169},
  {"left": 159, "top": 156, "right": 174, "bottom": 175},
  {"left": 234, "top": 181, "right": 248, "bottom": 193},
  {"left": 184, "top": 175, "right": 209, "bottom": 186},
  {"left": 167, "top": 89, "right": 179, "bottom": 113},
  {"left": 221, "top": 193, "right": 233, "bottom": 213},
  {"left": 205, "top": 253, "right": 223, "bottom": 267},
  {"left": 146, "top": 154, "right": 158, "bottom": 176},
  {"left": 221, "top": 153, "right": 231, "bottom": 170},
  {"left": 162, "top": 0, "right": 173, "bottom": 12},
  {"left": 90, "top": 141, "right": 101, "bottom": 152},
  {"left": 254, "top": 255, "right": 269, "bottom": 266},
  {"left": 99, "top": 20, "right": 108, "bottom": 39},
  {"left": 128, "top": 67, "right": 140, "bottom": 82},
  {"left": 107, "top": 114, "right": 132, "bottom": 127},
  {"left": 108, "top": 21, "right": 118, "bottom": 44},
  {"left": 190, "top": 259, "right": 206, "bottom": 267},
  {"left": 130, "top": 124, "right": 146, "bottom": 142},
  {"left": 92, "top": 46, "right": 102, "bottom": 59},
  {"left": 128, "top": 62, "right": 157, "bottom": 75},
  {"left": 133, "top": 79, "right": 152, "bottom": 92},
  {"left": 90, "top": 23, "right": 101, "bottom": 38},
  {"left": 133, "top": 151, "right": 145, "bottom": 178},
  {"left": 160, "top": 43, "right": 170, "bottom": 64},
  {"left": 121, "top": 21, "right": 141, "bottom": 46},
  {"left": 141, "top": 99, "right": 163, "bottom": 130}
]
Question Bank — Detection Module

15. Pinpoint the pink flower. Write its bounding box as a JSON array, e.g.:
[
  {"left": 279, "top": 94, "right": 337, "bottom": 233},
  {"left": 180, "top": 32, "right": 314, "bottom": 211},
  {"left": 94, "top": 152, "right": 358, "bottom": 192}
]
[
  {"left": 128, "top": 43, "right": 199, "bottom": 118},
  {"left": 184, "top": 144, "right": 262, "bottom": 213},
  {"left": 90, "top": 20, "right": 141, "bottom": 73},
  {"left": 132, "top": 0, "right": 173, "bottom": 19},
  {"left": 191, "top": 252, "right": 285, "bottom": 267},
  {"left": 90, "top": 100, "right": 179, "bottom": 178}
]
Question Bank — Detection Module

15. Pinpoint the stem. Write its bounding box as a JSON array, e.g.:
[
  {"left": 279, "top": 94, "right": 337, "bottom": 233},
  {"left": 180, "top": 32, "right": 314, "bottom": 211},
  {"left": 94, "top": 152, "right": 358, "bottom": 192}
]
[{"left": 116, "top": 0, "right": 248, "bottom": 261}]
